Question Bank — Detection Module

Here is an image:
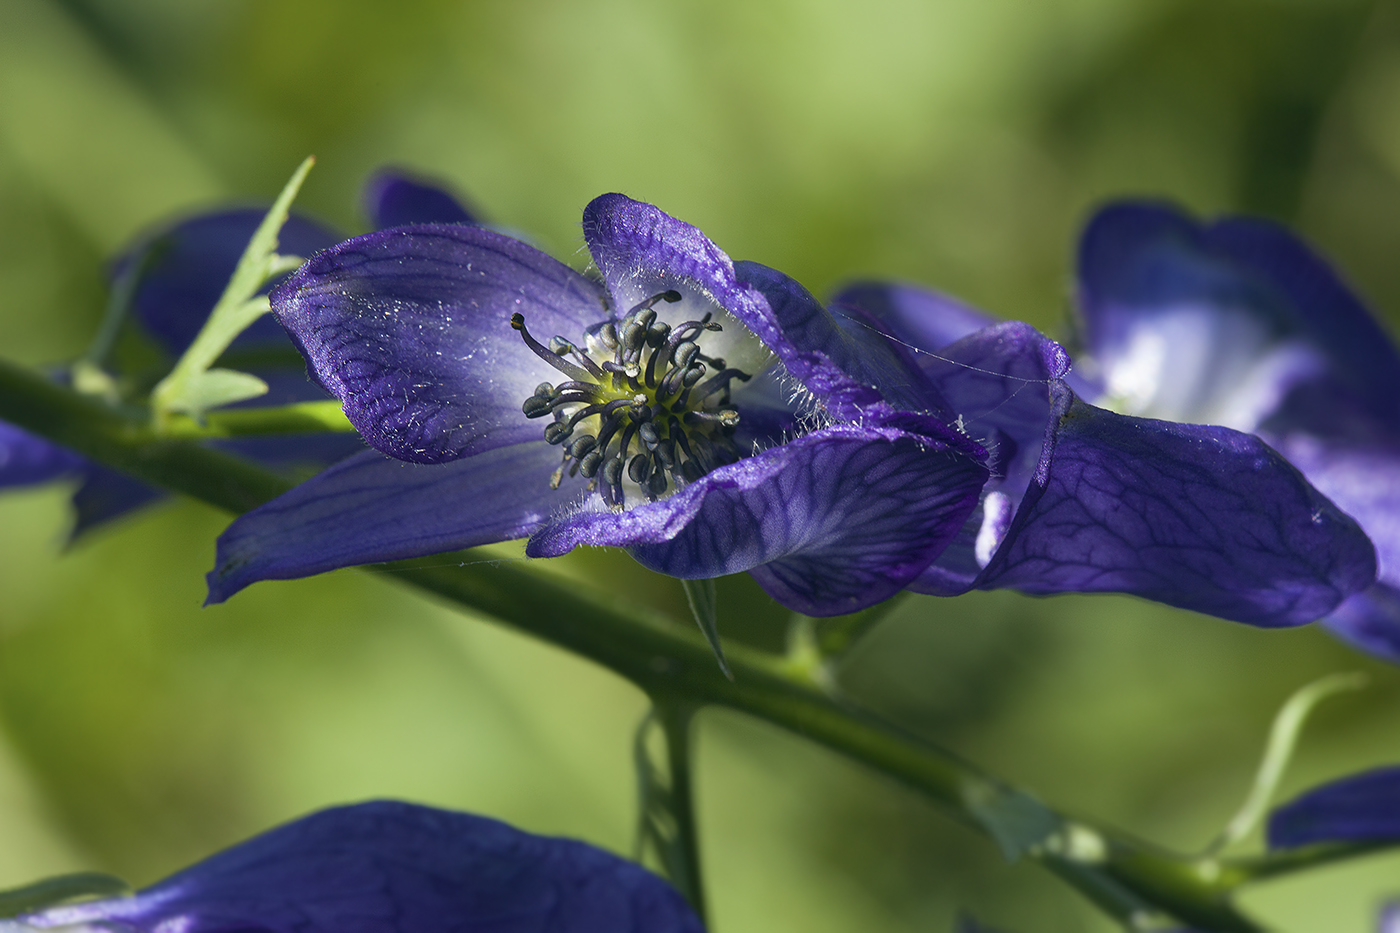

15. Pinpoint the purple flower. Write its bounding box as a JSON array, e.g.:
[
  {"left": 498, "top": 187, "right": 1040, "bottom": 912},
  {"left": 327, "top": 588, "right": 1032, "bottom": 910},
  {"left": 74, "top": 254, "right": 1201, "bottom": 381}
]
[
  {"left": 208, "top": 194, "right": 1372, "bottom": 624},
  {"left": 0, "top": 169, "right": 477, "bottom": 536},
  {"left": 824, "top": 281, "right": 1375, "bottom": 625},
  {"left": 9, "top": 801, "right": 702, "bottom": 933},
  {"left": 1070, "top": 203, "right": 1400, "bottom": 659},
  {"left": 1267, "top": 765, "right": 1400, "bottom": 849},
  {"left": 208, "top": 194, "right": 993, "bottom": 616}
]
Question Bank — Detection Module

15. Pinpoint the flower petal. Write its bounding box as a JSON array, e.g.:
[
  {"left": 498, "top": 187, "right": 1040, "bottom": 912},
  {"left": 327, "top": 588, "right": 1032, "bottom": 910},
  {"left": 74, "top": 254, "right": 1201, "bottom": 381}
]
[
  {"left": 1076, "top": 202, "right": 1327, "bottom": 431},
  {"left": 1322, "top": 584, "right": 1400, "bottom": 664},
  {"left": 582, "top": 194, "right": 785, "bottom": 381},
  {"left": 70, "top": 466, "right": 164, "bottom": 538},
  {"left": 907, "top": 322, "right": 1070, "bottom": 595},
  {"left": 1208, "top": 215, "right": 1400, "bottom": 427},
  {"left": 528, "top": 422, "right": 988, "bottom": 616},
  {"left": 1267, "top": 766, "right": 1400, "bottom": 849},
  {"left": 363, "top": 168, "right": 478, "bottom": 229},
  {"left": 1270, "top": 432, "right": 1400, "bottom": 658},
  {"left": 736, "top": 261, "right": 950, "bottom": 419},
  {"left": 270, "top": 225, "right": 610, "bottom": 463},
  {"left": 207, "top": 442, "right": 564, "bottom": 603},
  {"left": 118, "top": 210, "right": 341, "bottom": 356},
  {"left": 23, "top": 801, "right": 702, "bottom": 933},
  {"left": 0, "top": 421, "right": 83, "bottom": 487},
  {"left": 830, "top": 280, "right": 995, "bottom": 353},
  {"left": 978, "top": 395, "right": 1376, "bottom": 626}
]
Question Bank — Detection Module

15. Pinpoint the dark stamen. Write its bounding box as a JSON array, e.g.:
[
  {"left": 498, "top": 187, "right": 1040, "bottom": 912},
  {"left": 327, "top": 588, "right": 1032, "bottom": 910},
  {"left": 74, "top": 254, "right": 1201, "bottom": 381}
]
[{"left": 512, "top": 313, "right": 594, "bottom": 383}]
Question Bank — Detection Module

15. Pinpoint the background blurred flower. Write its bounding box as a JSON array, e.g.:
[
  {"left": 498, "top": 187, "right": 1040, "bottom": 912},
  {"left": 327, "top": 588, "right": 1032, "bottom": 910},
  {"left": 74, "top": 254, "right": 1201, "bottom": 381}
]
[
  {"left": 14, "top": 801, "right": 703, "bottom": 933},
  {"left": 0, "top": 169, "right": 477, "bottom": 536},
  {"left": 1074, "top": 203, "right": 1400, "bottom": 661}
]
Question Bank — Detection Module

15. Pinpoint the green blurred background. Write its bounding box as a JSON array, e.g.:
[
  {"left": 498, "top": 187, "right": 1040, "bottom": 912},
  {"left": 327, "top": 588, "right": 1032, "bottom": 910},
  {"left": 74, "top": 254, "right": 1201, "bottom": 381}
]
[{"left": 2, "top": 0, "right": 1400, "bottom": 930}]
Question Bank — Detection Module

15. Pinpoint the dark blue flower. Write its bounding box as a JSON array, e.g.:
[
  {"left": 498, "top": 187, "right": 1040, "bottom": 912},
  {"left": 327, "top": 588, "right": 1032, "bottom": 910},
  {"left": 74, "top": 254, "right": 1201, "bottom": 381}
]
[
  {"left": 10, "top": 801, "right": 702, "bottom": 933},
  {"left": 208, "top": 194, "right": 1372, "bottom": 623},
  {"left": 208, "top": 194, "right": 993, "bottom": 616},
  {"left": 1267, "top": 765, "right": 1400, "bottom": 849},
  {"left": 827, "top": 276, "right": 1375, "bottom": 626},
  {"left": 1070, "top": 203, "right": 1400, "bottom": 659},
  {"left": 0, "top": 169, "right": 477, "bottom": 536}
]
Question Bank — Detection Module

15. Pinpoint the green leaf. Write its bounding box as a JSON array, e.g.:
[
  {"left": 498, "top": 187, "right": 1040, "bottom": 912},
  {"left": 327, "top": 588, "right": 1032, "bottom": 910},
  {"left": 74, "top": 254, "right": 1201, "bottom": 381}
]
[
  {"left": 0, "top": 872, "right": 130, "bottom": 918},
  {"left": 151, "top": 157, "right": 313, "bottom": 425},
  {"left": 174, "top": 368, "right": 270, "bottom": 415},
  {"left": 680, "top": 578, "right": 731, "bottom": 679}
]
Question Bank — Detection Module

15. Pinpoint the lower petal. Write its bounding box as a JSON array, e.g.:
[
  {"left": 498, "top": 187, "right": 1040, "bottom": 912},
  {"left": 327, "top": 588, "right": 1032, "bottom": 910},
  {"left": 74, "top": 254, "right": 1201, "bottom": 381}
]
[
  {"left": 25, "top": 801, "right": 701, "bottom": 933},
  {"left": 207, "top": 442, "right": 566, "bottom": 603},
  {"left": 978, "top": 396, "right": 1377, "bottom": 626},
  {"left": 528, "top": 424, "right": 988, "bottom": 616}
]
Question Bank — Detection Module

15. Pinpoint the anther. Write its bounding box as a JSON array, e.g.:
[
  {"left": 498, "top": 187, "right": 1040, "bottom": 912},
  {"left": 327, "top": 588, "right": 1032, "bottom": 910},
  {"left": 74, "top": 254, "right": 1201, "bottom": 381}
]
[
  {"left": 647, "top": 472, "right": 668, "bottom": 498},
  {"left": 602, "top": 456, "right": 624, "bottom": 488},
  {"left": 628, "top": 454, "right": 651, "bottom": 484},
  {"left": 626, "top": 290, "right": 682, "bottom": 317},
  {"left": 674, "top": 341, "right": 700, "bottom": 369},
  {"left": 622, "top": 322, "right": 647, "bottom": 355},
  {"left": 579, "top": 449, "right": 604, "bottom": 477}
]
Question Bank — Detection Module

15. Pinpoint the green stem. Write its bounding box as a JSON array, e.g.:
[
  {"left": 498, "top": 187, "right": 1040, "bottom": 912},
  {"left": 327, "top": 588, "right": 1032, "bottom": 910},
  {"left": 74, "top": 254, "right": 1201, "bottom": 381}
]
[
  {"left": 162, "top": 400, "right": 354, "bottom": 438},
  {"left": 0, "top": 357, "right": 1372, "bottom": 932},
  {"left": 634, "top": 702, "right": 707, "bottom": 921}
]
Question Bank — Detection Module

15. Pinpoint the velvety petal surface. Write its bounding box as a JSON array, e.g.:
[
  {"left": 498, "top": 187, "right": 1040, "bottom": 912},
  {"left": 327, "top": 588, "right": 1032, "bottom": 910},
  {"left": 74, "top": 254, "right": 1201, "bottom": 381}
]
[
  {"left": 270, "top": 224, "right": 610, "bottom": 463},
  {"left": 978, "top": 395, "right": 1376, "bottom": 625},
  {"left": 1267, "top": 766, "right": 1400, "bottom": 849},
  {"left": 22, "top": 801, "right": 702, "bottom": 933},
  {"left": 208, "top": 442, "right": 565, "bottom": 603},
  {"left": 363, "top": 168, "right": 478, "bottom": 229},
  {"left": 119, "top": 209, "right": 341, "bottom": 355},
  {"left": 0, "top": 421, "right": 83, "bottom": 487},
  {"left": 529, "top": 422, "right": 988, "bottom": 616}
]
